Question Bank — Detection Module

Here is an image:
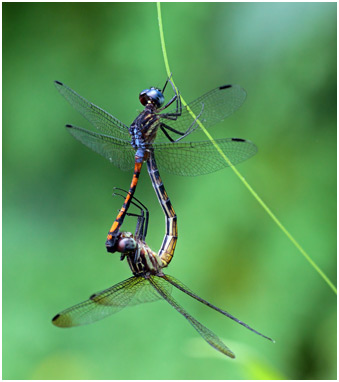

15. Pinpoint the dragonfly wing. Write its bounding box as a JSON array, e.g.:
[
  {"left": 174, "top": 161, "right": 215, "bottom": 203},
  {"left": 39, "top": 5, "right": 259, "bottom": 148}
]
[
  {"left": 52, "top": 276, "right": 146, "bottom": 327},
  {"left": 129, "top": 278, "right": 172, "bottom": 305},
  {"left": 55, "top": 81, "right": 130, "bottom": 139},
  {"left": 163, "top": 275, "right": 274, "bottom": 342},
  {"left": 157, "top": 84, "right": 246, "bottom": 137},
  {"left": 153, "top": 138, "right": 257, "bottom": 176},
  {"left": 67, "top": 125, "right": 135, "bottom": 171},
  {"left": 148, "top": 275, "right": 235, "bottom": 358}
]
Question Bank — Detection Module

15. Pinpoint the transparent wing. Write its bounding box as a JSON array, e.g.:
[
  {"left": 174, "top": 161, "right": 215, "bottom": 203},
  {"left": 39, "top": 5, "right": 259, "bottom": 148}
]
[
  {"left": 131, "top": 277, "right": 172, "bottom": 305},
  {"left": 153, "top": 138, "right": 257, "bottom": 176},
  {"left": 158, "top": 84, "right": 246, "bottom": 137},
  {"left": 67, "top": 125, "right": 135, "bottom": 171},
  {"left": 52, "top": 276, "right": 163, "bottom": 328},
  {"left": 149, "top": 275, "right": 235, "bottom": 359},
  {"left": 163, "top": 274, "right": 274, "bottom": 342},
  {"left": 55, "top": 81, "right": 130, "bottom": 139},
  {"left": 67, "top": 125, "right": 256, "bottom": 176}
]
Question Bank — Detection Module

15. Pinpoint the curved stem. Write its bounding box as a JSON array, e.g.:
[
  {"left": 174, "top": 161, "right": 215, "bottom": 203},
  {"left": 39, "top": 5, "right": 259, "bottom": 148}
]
[{"left": 156, "top": 2, "right": 336, "bottom": 295}]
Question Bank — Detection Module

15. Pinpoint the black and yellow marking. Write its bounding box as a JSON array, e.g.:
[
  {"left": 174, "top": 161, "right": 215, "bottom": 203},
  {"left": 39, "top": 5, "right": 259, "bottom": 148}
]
[{"left": 146, "top": 150, "right": 177, "bottom": 267}]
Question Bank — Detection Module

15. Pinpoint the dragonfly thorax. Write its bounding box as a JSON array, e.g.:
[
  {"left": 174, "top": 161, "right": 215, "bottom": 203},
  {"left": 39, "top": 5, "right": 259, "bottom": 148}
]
[
  {"left": 139, "top": 87, "right": 164, "bottom": 109},
  {"left": 114, "top": 232, "right": 164, "bottom": 276}
]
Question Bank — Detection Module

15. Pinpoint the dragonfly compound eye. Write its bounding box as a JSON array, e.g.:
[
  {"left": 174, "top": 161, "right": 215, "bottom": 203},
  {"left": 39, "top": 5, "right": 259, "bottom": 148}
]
[
  {"left": 116, "top": 237, "right": 137, "bottom": 253},
  {"left": 139, "top": 88, "right": 164, "bottom": 108},
  {"left": 139, "top": 89, "right": 150, "bottom": 106}
]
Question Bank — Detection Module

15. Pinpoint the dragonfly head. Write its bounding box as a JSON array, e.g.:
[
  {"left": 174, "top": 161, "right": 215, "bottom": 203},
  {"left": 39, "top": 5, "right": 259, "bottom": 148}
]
[
  {"left": 139, "top": 87, "right": 164, "bottom": 108},
  {"left": 116, "top": 232, "right": 138, "bottom": 254},
  {"left": 106, "top": 231, "right": 137, "bottom": 254}
]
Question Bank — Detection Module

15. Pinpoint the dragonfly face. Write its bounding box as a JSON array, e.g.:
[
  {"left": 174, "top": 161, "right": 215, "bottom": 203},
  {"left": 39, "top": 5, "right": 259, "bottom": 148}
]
[
  {"left": 115, "top": 232, "right": 137, "bottom": 253},
  {"left": 139, "top": 87, "right": 165, "bottom": 108}
]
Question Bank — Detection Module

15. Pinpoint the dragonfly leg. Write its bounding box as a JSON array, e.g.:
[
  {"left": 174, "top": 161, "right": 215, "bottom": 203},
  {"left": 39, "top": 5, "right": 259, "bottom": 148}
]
[
  {"left": 161, "top": 72, "right": 172, "bottom": 94},
  {"left": 159, "top": 121, "right": 196, "bottom": 142},
  {"left": 112, "top": 187, "right": 149, "bottom": 241},
  {"left": 158, "top": 94, "right": 177, "bottom": 112},
  {"left": 160, "top": 122, "right": 187, "bottom": 136},
  {"left": 160, "top": 102, "right": 204, "bottom": 143},
  {"left": 174, "top": 102, "right": 204, "bottom": 142},
  {"left": 159, "top": 124, "right": 176, "bottom": 143},
  {"left": 158, "top": 99, "right": 200, "bottom": 141},
  {"left": 158, "top": 78, "right": 182, "bottom": 117},
  {"left": 106, "top": 162, "right": 143, "bottom": 252}
]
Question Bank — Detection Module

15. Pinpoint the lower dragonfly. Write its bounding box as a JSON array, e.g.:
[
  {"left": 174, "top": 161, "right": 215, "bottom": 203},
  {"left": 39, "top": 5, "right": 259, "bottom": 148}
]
[
  {"left": 52, "top": 191, "right": 274, "bottom": 359},
  {"left": 54, "top": 77, "right": 257, "bottom": 252}
]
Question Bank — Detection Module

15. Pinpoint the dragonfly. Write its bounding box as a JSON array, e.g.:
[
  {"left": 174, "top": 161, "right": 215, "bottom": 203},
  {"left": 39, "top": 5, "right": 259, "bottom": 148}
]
[
  {"left": 54, "top": 78, "right": 257, "bottom": 252},
  {"left": 52, "top": 190, "right": 274, "bottom": 359}
]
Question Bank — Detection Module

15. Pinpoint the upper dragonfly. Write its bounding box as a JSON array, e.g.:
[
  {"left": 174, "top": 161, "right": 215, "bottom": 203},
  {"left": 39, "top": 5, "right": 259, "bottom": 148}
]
[{"left": 54, "top": 78, "right": 257, "bottom": 251}]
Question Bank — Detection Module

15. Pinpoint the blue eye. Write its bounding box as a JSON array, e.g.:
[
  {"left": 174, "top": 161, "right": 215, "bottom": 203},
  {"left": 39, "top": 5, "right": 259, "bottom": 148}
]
[{"left": 139, "top": 88, "right": 164, "bottom": 108}]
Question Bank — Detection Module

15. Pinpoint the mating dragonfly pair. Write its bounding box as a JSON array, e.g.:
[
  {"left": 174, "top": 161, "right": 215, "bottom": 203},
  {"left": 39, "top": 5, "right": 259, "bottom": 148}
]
[{"left": 52, "top": 77, "right": 273, "bottom": 358}]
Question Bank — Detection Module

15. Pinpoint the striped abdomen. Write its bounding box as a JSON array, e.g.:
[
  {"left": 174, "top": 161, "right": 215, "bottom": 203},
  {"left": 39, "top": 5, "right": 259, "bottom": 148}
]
[{"left": 146, "top": 150, "right": 177, "bottom": 267}]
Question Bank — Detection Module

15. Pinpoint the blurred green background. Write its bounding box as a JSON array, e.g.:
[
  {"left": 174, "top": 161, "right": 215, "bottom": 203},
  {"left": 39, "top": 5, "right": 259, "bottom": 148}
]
[{"left": 3, "top": 2, "right": 336, "bottom": 380}]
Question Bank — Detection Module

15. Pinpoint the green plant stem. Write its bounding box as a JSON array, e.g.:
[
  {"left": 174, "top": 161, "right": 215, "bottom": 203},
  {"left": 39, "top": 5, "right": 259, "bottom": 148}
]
[{"left": 156, "top": 2, "right": 336, "bottom": 295}]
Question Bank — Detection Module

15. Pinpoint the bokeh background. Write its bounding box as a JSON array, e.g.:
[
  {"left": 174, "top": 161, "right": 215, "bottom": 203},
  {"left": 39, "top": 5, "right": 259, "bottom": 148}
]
[{"left": 3, "top": 2, "right": 336, "bottom": 380}]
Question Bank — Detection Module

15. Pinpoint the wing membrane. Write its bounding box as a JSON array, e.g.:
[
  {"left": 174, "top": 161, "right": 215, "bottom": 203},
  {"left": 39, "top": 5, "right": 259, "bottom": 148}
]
[
  {"left": 149, "top": 275, "right": 235, "bottom": 358},
  {"left": 52, "top": 276, "right": 164, "bottom": 328},
  {"left": 153, "top": 138, "right": 257, "bottom": 176},
  {"left": 55, "top": 81, "right": 130, "bottom": 139},
  {"left": 159, "top": 84, "right": 246, "bottom": 137},
  {"left": 163, "top": 274, "right": 273, "bottom": 342},
  {"left": 67, "top": 125, "right": 135, "bottom": 171}
]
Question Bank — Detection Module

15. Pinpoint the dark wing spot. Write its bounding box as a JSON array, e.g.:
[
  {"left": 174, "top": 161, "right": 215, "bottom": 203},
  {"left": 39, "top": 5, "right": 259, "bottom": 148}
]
[
  {"left": 54, "top": 80, "right": 63, "bottom": 86},
  {"left": 231, "top": 138, "right": 245, "bottom": 142},
  {"left": 90, "top": 293, "right": 97, "bottom": 299},
  {"left": 66, "top": 124, "right": 74, "bottom": 128},
  {"left": 219, "top": 84, "right": 232, "bottom": 90},
  {"left": 52, "top": 314, "right": 60, "bottom": 322}
]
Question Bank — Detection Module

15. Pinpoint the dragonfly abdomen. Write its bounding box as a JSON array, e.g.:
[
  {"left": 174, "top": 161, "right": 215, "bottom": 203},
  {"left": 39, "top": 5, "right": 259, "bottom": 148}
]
[
  {"left": 106, "top": 162, "right": 142, "bottom": 251},
  {"left": 146, "top": 151, "right": 177, "bottom": 267},
  {"left": 159, "top": 216, "right": 178, "bottom": 267}
]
